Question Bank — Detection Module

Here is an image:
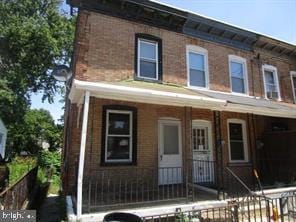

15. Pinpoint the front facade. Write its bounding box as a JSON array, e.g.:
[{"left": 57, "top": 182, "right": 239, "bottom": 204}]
[{"left": 63, "top": 0, "right": 296, "bottom": 219}]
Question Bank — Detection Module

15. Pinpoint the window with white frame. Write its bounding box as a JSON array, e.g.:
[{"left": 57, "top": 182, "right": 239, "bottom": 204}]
[
  {"left": 229, "top": 55, "right": 248, "bottom": 94},
  {"left": 187, "top": 46, "right": 208, "bottom": 88},
  {"left": 262, "top": 65, "right": 280, "bottom": 100},
  {"left": 228, "top": 119, "right": 248, "bottom": 162},
  {"left": 137, "top": 39, "right": 158, "bottom": 80},
  {"left": 105, "top": 110, "right": 133, "bottom": 163},
  {"left": 290, "top": 71, "right": 296, "bottom": 103}
]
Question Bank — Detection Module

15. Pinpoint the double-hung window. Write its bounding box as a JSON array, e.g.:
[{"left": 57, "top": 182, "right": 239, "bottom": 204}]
[
  {"left": 102, "top": 106, "right": 137, "bottom": 165},
  {"left": 187, "top": 45, "right": 209, "bottom": 88},
  {"left": 290, "top": 71, "right": 296, "bottom": 103},
  {"left": 228, "top": 119, "right": 248, "bottom": 162},
  {"left": 136, "top": 34, "right": 162, "bottom": 81},
  {"left": 262, "top": 65, "right": 281, "bottom": 100},
  {"left": 229, "top": 55, "right": 248, "bottom": 94}
]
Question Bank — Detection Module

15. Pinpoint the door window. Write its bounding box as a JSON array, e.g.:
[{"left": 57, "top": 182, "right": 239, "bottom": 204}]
[{"left": 163, "top": 125, "right": 179, "bottom": 155}]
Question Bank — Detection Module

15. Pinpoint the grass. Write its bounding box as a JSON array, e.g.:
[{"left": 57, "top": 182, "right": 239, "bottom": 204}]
[
  {"left": 8, "top": 155, "right": 61, "bottom": 194},
  {"left": 7, "top": 156, "right": 37, "bottom": 185}
]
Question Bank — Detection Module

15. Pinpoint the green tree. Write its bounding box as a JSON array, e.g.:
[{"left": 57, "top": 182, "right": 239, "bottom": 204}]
[
  {"left": 13, "top": 109, "right": 62, "bottom": 154},
  {"left": 0, "top": 0, "right": 75, "bottom": 153}
]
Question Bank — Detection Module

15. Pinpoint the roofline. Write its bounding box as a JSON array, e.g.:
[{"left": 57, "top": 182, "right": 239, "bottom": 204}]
[
  {"left": 68, "top": 0, "right": 296, "bottom": 56},
  {"left": 149, "top": 0, "right": 295, "bottom": 47}
]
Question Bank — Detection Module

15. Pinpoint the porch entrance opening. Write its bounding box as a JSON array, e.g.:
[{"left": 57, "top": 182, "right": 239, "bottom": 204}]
[
  {"left": 158, "top": 119, "right": 182, "bottom": 185},
  {"left": 192, "top": 121, "right": 214, "bottom": 185}
]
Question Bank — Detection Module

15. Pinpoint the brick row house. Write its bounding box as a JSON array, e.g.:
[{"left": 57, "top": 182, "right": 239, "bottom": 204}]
[{"left": 63, "top": 0, "right": 296, "bottom": 219}]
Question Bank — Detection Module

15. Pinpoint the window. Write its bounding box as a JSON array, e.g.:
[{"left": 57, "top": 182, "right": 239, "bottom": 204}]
[
  {"left": 227, "top": 119, "right": 248, "bottom": 162},
  {"left": 290, "top": 71, "right": 296, "bottom": 103},
  {"left": 135, "top": 34, "right": 162, "bottom": 81},
  {"left": 101, "top": 105, "right": 137, "bottom": 165},
  {"left": 229, "top": 55, "right": 248, "bottom": 94},
  {"left": 262, "top": 65, "right": 281, "bottom": 100},
  {"left": 186, "top": 45, "right": 209, "bottom": 88}
]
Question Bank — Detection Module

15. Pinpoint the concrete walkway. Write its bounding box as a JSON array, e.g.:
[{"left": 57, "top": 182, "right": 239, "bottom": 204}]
[{"left": 38, "top": 194, "right": 63, "bottom": 222}]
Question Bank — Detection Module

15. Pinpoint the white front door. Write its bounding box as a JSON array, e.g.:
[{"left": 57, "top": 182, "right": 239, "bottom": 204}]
[
  {"left": 158, "top": 119, "right": 182, "bottom": 185},
  {"left": 192, "top": 121, "right": 214, "bottom": 183}
]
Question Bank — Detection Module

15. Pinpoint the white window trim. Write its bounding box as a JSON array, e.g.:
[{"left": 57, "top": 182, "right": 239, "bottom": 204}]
[
  {"left": 186, "top": 45, "right": 209, "bottom": 89},
  {"left": 262, "top": 64, "right": 281, "bottom": 101},
  {"left": 290, "top": 71, "right": 296, "bottom": 103},
  {"left": 192, "top": 120, "right": 213, "bottom": 161},
  {"left": 228, "top": 55, "right": 249, "bottom": 95},
  {"left": 105, "top": 109, "right": 133, "bottom": 163},
  {"left": 137, "top": 38, "right": 159, "bottom": 80},
  {"left": 227, "top": 119, "right": 249, "bottom": 163}
]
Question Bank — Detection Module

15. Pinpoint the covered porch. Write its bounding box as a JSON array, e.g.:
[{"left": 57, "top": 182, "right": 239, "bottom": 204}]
[{"left": 68, "top": 79, "right": 296, "bottom": 218}]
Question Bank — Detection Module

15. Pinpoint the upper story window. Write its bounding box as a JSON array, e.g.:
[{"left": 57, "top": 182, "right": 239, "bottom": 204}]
[
  {"left": 227, "top": 119, "right": 248, "bottom": 163},
  {"left": 228, "top": 55, "right": 248, "bottom": 94},
  {"left": 262, "top": 64, "right": 281, "bottom": 100},
  {"left": 186, "top": 45, "right": 209, "bottom": 89},
  {"left": 290, "top": 71, "right": 296, "bottom": 103},
  {"left": 135, "top": 34, "right": 162, "bottom": 81}
]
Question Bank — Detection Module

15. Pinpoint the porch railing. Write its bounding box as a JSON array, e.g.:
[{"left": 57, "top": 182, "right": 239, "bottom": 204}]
[
  {"left": 223, "top": 166, "right": 254, "bottom": 199},
  {"left": 190, "top": 159, "right": 217, "bottom": 188},
  {"left": 83, "top": 167, "right": 190, "bottom": 213}
]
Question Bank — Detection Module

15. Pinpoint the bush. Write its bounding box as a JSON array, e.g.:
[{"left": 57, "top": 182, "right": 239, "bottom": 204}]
[
  {"left": 38, "top": 151, "right": 61, "bottom": 174},
  {"left": 37, "top": 151, "right": 61, "bottom": 194}
]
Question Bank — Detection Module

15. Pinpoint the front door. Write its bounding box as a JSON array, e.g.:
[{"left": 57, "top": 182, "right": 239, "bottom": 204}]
[
  {"left": 158, "top": 119, "right": 182, "bottom": 185},
  {"left": 192, "top": 121, "right": 214, "bottom": 183}
]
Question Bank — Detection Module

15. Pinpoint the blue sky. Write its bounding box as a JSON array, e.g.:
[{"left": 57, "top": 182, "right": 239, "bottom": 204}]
[{"left": 31, "top": 0, "right": 296, "bottom": 123}]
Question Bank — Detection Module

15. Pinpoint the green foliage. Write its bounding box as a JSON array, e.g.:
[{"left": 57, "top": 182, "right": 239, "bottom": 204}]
[
  {"left": 38, "top": 150, "right": 61, "bottom": 194},
  {"left": 38, "top": 150, "right": 61, "bottom": 172},
  {"left": 11, "top": 109, "right": 62, "bottom": 154},
  {"left": 7, "top": 156, "right": 37, "bottom": 185},
  {"left": 0, "top": 0, "right": 75, "bottom": 153}
]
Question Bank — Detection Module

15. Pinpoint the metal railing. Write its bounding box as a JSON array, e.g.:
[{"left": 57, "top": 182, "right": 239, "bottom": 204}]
[
  {"left": 190, "top": 159, "right": 217, "bottom": 188},
  {"left": 223, "top": 166, "right": 255, "bottom": 199},
  {"left": 142, "top": 191, "right": 296, "bottom": 222},
  {"left": 83, "top": 167, "right": 190, "bottom": 213},
  {"left": 0, "top": 166, "right": 38, "bottom": 210}
]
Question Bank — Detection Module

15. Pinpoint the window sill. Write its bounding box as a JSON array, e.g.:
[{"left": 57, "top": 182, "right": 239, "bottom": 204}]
[
  {"left": 100, "top": 161, "right": 137, "bottom": 167},
  {"left": 134, "top": 76, "right": 162, "bottom": 84},
  {"left": 227, "top": 162, "right": 252, "bottom": 167}
]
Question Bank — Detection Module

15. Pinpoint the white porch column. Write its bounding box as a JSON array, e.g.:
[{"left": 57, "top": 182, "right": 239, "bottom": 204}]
[{"left": 77, "top": 91, "right": 90, "bottom": 220}]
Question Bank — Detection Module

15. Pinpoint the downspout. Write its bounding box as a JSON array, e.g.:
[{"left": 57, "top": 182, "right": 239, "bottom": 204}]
[{"left": 77, "top": 91, "right": 90, "bottom": 220}]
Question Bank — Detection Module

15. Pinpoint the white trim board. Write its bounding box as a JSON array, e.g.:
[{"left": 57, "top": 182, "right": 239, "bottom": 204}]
[
  {"left": 228, "top": 55, "right": 249, "bottom": 95},
  {"left": 186, "top": 45, "right": 209, "bottom": 90},
  {"left": 227, "top": 119, "right": 249, "bottom": 163},
  {"left": 290, "top": 71, "right": 296, "bottom": 103},
  {"left": 262, "top": 64, "right": 281, "bottom": 101},
  {"left": 69, "top": 79, "right": 296, "bottom": 119}
]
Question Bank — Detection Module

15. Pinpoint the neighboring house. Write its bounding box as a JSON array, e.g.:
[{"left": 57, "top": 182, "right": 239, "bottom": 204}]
[
  {"left": 0, "top": 118, "right": 7, "bottom": 160},
  {"left": 63, "top": 0, "right": 296, "bottom": 219}
]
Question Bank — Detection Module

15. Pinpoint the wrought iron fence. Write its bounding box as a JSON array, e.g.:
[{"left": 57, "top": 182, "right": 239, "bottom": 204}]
[
  {"left": 83, "top": 167, "right": 190, "bottom": 213},
  {"left": 0, "top": 166, "right": 38, "bottom": 210},
  {"left": 223, "top": 166, "right": 255, "bottom": 200},
  {"left": 142, "top": 191, "right": 296, "bottom": 222},
  {"left": 190, "top": 159, "right": 217, "bottom": 188}
]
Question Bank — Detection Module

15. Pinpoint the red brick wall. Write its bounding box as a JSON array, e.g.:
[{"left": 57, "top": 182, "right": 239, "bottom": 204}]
[
  {"left": 63, "top": 97, "right": 259, "bottom": 192},
  {"left": 73, "top": 10, "right": 296, "bottom": 103}
]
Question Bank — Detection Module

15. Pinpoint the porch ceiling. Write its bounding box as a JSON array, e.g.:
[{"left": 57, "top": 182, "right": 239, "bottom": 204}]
[{"left": 69, "top": 79, "right": 296, "bottom": 119}]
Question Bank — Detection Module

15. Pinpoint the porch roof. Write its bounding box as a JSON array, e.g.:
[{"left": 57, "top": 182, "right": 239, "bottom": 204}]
[{"left": 69, "top": 79, "right": 296, "bottom": 119}]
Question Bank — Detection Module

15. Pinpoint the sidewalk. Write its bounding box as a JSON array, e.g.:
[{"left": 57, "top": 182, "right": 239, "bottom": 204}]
[{"left": 38, "top": 194, "right": 64, "bottom": 222}]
